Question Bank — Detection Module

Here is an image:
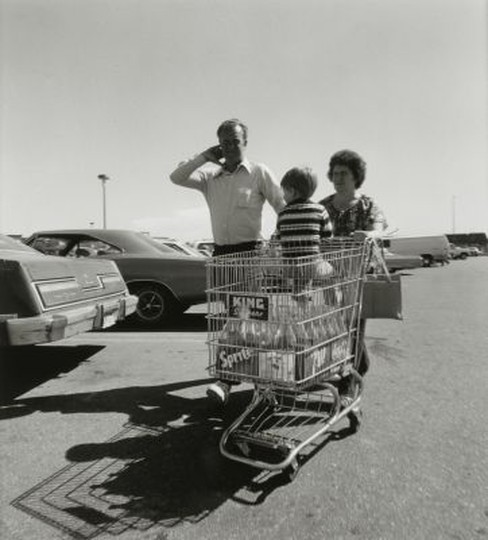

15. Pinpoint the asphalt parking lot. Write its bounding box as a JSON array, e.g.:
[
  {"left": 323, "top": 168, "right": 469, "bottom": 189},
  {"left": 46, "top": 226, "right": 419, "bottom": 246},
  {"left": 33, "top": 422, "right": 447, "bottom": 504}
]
[{"left": 1, "top": 257, "right": 487, "bottom": 540}]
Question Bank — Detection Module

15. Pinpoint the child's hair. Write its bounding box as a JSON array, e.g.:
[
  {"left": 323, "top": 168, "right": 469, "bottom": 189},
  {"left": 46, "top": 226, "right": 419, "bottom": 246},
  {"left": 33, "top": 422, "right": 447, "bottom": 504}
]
[{"left": 281, "top": 167, "right": 318, "bottom": 199}]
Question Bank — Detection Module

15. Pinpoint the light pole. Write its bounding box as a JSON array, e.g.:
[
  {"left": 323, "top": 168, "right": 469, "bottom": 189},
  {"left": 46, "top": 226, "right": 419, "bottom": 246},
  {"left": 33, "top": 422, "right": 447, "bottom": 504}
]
[
  {"left": 97, "top": 174, "right": 110, "bottom": 228},
  {"left": 451, "top": 195, "right": 456, "bottom": 234}
]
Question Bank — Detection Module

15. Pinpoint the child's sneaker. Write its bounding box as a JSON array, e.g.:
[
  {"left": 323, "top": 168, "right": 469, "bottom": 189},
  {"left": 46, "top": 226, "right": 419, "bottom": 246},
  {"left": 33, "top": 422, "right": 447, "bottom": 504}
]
[
  {"left": 206, "top": 381, "right": 231, "bottom": 405},
  {"left": 340, "top": 395, "right": 354, "bottom": 409}
]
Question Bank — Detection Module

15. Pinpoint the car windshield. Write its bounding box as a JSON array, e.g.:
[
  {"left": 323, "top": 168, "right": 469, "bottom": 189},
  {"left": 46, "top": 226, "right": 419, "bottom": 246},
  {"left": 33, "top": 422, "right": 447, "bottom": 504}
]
[{"left": 0, "top": 235, "right": 37, "bottom": 253}]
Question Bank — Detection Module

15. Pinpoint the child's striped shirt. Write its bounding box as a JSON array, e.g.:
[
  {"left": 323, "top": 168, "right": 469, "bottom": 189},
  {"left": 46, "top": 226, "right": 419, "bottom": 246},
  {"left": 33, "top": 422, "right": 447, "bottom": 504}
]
[{"left": 276, "top": 199, "right": 332, "bottom": 257}]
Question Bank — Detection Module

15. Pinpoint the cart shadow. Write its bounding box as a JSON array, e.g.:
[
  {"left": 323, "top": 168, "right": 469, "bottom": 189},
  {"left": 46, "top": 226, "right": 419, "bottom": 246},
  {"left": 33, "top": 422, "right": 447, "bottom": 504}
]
[{"left": 11, "top": 381, "right": 355, "bottom": 537}]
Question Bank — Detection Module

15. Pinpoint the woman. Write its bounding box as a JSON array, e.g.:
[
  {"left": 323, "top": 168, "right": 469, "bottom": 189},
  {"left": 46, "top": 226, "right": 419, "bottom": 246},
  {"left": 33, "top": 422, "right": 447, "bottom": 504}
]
[
  {"left": 319, "top": 149, "right": 387, "bottom": 429},
  {"left": 319, "top": 149, "right": 386, "bottom": 239}
]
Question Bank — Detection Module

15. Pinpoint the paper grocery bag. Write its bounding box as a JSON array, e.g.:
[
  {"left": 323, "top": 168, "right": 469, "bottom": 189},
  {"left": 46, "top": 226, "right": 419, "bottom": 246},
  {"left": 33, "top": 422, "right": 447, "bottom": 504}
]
[{"left": 361, "top": 273, "right": 403, "bottom": 320}]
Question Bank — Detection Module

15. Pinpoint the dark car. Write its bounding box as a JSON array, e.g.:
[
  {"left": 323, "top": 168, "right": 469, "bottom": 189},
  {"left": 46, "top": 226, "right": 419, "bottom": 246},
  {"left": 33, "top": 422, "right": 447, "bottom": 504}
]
[
  {"left": 26, "top": 229, "right": 207, "bottom": 327},
  {"left": 0, "top": 234, "right": 137, "bottom": 347}
]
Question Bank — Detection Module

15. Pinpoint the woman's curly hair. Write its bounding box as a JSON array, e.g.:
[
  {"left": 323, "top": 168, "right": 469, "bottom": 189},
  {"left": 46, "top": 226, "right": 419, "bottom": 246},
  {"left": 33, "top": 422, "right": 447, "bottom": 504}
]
[{"left": 327, "top": 149, "right": 367, "bottom": 189}]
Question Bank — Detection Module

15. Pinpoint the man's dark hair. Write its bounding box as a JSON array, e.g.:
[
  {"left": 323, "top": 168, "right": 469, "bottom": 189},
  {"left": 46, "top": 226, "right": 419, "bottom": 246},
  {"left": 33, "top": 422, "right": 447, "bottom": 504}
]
[
  {"left": 217, "top": 119, "right": 248, "bottom": 143},
  {"left": 281, "top": 167, "right": 318, "bottom": 199},
  {"left": 327, "top": 149, "right": 367, "bottom": 188}
]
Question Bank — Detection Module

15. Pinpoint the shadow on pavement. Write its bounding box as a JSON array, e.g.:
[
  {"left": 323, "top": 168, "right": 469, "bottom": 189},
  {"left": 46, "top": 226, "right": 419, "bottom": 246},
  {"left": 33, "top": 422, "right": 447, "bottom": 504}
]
[
  {"left": 108, "top": 312, "right": 207, "bottom": 333},
  {"left": 0, "top": 344, "right": 104, "bottom": 407},
  {"left": 10, "top": 379, "right": 355, "bottom": 537}
]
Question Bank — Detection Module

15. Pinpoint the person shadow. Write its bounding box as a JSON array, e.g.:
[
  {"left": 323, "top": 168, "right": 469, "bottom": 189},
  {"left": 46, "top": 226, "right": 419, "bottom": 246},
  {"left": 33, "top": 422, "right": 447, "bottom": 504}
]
[{"left": 11, "top": 378, "right": 355, "bottom": 538}]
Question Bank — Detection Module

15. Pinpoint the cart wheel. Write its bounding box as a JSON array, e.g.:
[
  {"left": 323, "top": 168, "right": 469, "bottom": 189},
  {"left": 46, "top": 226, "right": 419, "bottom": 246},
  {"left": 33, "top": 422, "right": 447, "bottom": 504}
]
[
  {"left": 283, "top": 459, "right": 299, "bottom": 483},
  {"left": 347, "top": 408, "right": 363, "bottom": 432}
]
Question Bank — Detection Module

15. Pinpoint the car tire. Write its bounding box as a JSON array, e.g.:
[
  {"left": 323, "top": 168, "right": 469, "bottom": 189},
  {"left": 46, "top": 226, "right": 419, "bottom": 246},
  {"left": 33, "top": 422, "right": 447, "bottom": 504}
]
[
  {"left": 421, "top": 255, "right": 433, "bottom": 267},
  {"left": 129, "top": 283, "right": 180, "bottom": 327},
  {"left": 460, "top": 253, "right": 467, "bottom": 260}
]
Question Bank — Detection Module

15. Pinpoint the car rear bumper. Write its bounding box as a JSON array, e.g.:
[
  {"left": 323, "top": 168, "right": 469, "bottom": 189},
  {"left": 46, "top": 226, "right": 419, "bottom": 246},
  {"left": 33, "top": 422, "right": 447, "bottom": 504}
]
[{"left": 1, "top": 294, "right": 138, "bottom": 346}]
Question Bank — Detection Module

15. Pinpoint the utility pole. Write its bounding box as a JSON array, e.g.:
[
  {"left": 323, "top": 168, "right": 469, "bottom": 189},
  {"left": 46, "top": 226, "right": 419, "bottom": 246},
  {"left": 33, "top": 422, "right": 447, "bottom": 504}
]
[{"left": 98, "top": 174, "right": 110, "bottom": 229}]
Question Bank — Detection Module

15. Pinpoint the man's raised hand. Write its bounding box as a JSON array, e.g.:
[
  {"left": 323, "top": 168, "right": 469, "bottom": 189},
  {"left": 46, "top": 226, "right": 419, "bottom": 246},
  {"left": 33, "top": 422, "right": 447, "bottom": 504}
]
[{"left": 202, "top": 145, "right": 223, "bottom": 165}]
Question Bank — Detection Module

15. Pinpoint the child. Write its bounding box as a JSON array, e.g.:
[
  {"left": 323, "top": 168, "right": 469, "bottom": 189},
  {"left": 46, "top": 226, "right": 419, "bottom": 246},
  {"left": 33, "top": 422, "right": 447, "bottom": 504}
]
[
  {"left": 273, "top": 167, "right": 334, "bottom": 297},
  {"left": 276, "top": 167, "right": 332, "bottom": 257}
]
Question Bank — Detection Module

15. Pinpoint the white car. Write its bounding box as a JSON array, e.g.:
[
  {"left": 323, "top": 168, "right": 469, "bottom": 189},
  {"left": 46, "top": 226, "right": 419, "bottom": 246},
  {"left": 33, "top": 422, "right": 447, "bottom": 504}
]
[
  {"left": 384, "top": 235, "right": 450, "bottom": 267},
  {"left": 383, "top": 249, "right": 423, "bottom": 272},
  {"left": 449, "top": 244, "right": 470, "bottom": 260},
  {"left": 467, "top": 246, "right": 482, "bottom": 256}
]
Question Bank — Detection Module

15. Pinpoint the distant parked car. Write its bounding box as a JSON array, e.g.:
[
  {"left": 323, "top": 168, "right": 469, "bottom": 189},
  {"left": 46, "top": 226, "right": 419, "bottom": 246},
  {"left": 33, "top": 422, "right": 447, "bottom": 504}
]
[
  {"left": 0, "top": 234, "right": 137, "bottom": 347},
  {"left": 466, "top": 246, "right": 482, "bottom": 256},
  {"left": 26, "top": 229, "right": 207, "bottom": 327},
  {"left": 152, "top": 237, "right": 206, "bottom": 258},
  {"left": 383, "top": 249, "right": 423, "bottom": 272},
  {"left": 383, "top": 235, "right": 450, "bottom": 267},
  {"left": 190, "top": 240, "right": 214, "bottom": 257},
  {"left": 449, "top": 243, "right": 470, "bottom": 260}
]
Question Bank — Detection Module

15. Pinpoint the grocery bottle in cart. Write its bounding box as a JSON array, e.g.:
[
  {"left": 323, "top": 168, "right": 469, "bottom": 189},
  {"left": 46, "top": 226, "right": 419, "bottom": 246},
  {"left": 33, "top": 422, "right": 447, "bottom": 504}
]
[
  {"left": 294, "top": 319, "right": 313, "bottom": 381},
  {"left": 240, "top": 318, "right": 255, "bottom": 345},
  {"left": 238, "top": 319, "right": 258, "bottom": 375},
  {"left": 217, "top": 319, "right": 242, "bottom": 374},
  {"left": 259, "top": 321, "right": 280, "bottom": 380},
  {"left": 257, "top": 320, "right": 273, "bottom": 350},
  {"left": 281, "top": 320, "right": 297, "bottom": 382},
  {"left": 259, "top": 323, "right": 281, "bottom": 379},
  {"left": 219, "top": 319, "right": 241, "bottom": 347},
  {"left": 219, "top": 318, "right": 255, "bottom": 376},
  {"left": 309, "top": 311, "right": 325, "bottom": 375},
  {"left": 314, "top": 311, "right": 333, "bottom": 369},
  {"left": 261, "top": 320, "right": 296, "bottom": 382},
  {"left": 256, "top": 320, "right": 273, "bottom": 377},
  {"left": 330, "top": 311, "right": 348, "bottom": 363}
]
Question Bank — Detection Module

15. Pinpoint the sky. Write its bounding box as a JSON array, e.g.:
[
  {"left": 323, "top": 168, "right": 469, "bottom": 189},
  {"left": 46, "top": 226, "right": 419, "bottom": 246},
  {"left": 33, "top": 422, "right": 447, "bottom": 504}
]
[{"left": 1, "top": 0, "right": 487, "bottom": 241}]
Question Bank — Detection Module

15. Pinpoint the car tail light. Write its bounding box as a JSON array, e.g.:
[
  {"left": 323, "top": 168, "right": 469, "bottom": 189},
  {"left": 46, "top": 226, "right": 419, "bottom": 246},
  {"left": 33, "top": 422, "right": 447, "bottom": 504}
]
[
  {"left": 36, "top": 279, "right": 81, "bottom": 307},
  {"left": 100, "top": 273, "right": 126, "bottom": 293}
]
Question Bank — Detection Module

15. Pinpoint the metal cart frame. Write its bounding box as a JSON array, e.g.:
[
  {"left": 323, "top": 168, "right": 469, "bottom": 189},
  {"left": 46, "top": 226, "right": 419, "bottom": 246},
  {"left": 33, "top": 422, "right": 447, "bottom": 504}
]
[{"left": 206, "top": 238, "right": 371, "bottom": 481}]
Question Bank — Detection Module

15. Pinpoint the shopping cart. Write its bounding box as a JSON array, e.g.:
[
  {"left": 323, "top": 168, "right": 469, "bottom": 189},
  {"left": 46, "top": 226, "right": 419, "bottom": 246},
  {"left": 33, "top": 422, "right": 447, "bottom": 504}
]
[{"left": 206, "top": 237, "right": 372, "bottom": 481}]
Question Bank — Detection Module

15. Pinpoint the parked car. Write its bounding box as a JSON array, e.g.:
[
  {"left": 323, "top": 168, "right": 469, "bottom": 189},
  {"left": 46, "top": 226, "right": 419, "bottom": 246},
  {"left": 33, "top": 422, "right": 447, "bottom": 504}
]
[
  {"left": 383, "top": 249, "right": 423, "bottom": 272},
  {"left": 26, "top": 229, "right": 207, "bottom": 327},
  {"left": 449, "top": 243, "right": 470, "bottom": 260},
  {"left": 190, "top": 239, "right": 214, "bottom": 257},
  {"left": 152, "top": 237, "right": 206, "bottom": 258},
  {"left": 466, "top": 246, "right": 482, "bottom": 257},
  {"left": 0, "top": 234, "right": 137, "bottom": 347},
  {"left": 383, "top": 235, "right": 450, "bottom": 266}
]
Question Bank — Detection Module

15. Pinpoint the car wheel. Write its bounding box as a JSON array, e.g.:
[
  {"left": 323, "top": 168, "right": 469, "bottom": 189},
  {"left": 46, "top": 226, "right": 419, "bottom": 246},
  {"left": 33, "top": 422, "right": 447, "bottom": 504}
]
[
  {"left": 460, "top": 253, "right": 467, "bottom": 260},
  {"left": 129, "top": 283, "right": 179, "bottom": 327},
  {"left": 421, "top": 255, "right": 433, "bottom": 267}
]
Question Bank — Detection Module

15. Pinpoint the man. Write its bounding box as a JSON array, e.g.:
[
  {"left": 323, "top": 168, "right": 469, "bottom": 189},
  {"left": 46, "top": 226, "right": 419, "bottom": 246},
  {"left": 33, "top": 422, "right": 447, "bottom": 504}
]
[{"left": 170, "top": 118, "right": 285, "bottom": 404}]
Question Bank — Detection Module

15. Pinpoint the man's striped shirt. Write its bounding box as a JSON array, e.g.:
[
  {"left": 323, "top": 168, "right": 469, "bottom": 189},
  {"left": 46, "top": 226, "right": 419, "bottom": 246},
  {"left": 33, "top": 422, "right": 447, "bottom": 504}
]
[{"left": 276, "top": 199, "right": 332, "bottom": 257}]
